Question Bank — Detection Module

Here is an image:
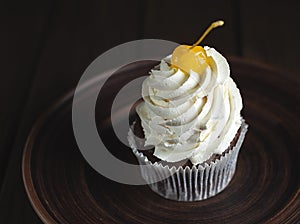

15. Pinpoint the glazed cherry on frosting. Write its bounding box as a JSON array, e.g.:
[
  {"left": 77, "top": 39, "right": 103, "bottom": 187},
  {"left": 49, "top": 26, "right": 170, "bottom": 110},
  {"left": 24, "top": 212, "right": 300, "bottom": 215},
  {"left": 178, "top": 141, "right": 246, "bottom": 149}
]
[{"left": 171, "top": 20, "right": 224, "bottom": 74}]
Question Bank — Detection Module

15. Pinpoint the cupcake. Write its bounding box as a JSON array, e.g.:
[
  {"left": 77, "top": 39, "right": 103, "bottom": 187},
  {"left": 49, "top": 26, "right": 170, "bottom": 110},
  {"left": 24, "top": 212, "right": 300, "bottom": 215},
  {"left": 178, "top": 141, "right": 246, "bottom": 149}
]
[{"left": 128, "top": 21, "right": 248, "bottom": 201}]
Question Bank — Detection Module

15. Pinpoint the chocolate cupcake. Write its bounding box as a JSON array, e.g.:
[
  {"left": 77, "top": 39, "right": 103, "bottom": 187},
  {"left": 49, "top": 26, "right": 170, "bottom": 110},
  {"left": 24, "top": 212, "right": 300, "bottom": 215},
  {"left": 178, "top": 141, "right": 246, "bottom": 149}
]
[{"left": 128, "top": 21, "right": 248, "bottom": 201}]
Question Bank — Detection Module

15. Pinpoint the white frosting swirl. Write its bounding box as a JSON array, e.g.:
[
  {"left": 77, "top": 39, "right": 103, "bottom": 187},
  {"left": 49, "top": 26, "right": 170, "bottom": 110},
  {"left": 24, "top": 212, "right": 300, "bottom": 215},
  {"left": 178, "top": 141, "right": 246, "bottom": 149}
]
[{"left": 136, "top": 46, "right": 243, "bottom": 165}]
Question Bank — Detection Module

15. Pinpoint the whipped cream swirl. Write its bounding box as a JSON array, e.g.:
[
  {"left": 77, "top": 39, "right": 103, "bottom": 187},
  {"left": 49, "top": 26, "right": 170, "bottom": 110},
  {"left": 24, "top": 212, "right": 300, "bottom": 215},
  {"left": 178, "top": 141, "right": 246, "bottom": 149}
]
[{"left": 136, "top": 46, "right": 243, "bottom": 165}]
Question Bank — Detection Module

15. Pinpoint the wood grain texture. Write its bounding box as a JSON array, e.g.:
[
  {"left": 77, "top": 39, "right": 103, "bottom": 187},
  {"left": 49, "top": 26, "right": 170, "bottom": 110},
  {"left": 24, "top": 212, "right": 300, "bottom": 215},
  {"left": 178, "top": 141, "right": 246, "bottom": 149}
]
[
  {"left": 1, "top": 1, "right": 300, "bottom": 223},
  {"left": 240, "top": 0, "right": 300, "bottom": 74},
  {"left": 0, "top": 0, "right": 141, "bottom": 223},
  {"left": 0, "top": 0, "right": 53, "bottom": 188},
  {"left": 22, "top": 0, "right": 141, "bottom": 126},
  {"left": 22, "top": 60, "right": 300, "bottom": 224},
  {"left": 142, "top": 0, "right": 239, "bottom": 55}
]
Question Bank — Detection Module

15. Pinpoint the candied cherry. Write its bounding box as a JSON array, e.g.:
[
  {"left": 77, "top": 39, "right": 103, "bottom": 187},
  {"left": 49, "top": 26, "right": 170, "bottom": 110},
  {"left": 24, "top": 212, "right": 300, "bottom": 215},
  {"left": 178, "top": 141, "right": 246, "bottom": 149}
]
[{"left": 171, "top": 20, "right": 224, "bottom": 74}]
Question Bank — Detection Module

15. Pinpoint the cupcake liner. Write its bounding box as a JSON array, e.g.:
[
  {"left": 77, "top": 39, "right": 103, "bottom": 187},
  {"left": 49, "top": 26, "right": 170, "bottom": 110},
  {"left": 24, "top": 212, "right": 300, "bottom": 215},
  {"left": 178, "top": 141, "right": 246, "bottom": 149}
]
[{"left": 128, "top": 120, "right": 248, "bottom": 201}]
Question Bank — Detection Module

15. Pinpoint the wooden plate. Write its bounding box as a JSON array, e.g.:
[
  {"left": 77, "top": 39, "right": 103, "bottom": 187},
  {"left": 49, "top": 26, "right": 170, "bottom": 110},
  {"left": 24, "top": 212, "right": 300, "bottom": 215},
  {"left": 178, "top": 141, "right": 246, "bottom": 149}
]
[{"left": 22, "top": 59, "right": 300, "bottom": 224}]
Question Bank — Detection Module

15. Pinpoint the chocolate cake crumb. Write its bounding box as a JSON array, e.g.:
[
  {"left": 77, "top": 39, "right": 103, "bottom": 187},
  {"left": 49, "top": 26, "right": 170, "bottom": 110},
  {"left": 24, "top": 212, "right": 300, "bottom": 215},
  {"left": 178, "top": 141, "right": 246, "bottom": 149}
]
[{"left": 132, "top": 116, "right": 241, "bottom": 169}]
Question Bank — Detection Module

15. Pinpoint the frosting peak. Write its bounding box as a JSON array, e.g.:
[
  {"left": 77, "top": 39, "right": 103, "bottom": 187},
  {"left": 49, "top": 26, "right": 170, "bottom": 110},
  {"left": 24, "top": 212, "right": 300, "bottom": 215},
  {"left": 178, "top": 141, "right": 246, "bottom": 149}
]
[{"left": 136, "top": 47, "right": 242, "bottom": 165}]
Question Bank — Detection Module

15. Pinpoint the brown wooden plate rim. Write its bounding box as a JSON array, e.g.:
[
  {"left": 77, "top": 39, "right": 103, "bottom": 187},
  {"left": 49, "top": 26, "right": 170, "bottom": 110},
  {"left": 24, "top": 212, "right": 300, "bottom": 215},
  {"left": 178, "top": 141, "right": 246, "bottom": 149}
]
[{"left": 22, "top": 58, "right": 300, "bottom": 224}]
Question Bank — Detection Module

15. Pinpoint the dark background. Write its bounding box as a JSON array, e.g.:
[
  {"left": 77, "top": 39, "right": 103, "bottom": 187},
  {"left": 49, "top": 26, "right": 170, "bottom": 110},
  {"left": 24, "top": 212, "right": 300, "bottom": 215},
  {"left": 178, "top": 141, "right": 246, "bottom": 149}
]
[{"left": 0, "top": 0, "right": 299, "bottom": 223}]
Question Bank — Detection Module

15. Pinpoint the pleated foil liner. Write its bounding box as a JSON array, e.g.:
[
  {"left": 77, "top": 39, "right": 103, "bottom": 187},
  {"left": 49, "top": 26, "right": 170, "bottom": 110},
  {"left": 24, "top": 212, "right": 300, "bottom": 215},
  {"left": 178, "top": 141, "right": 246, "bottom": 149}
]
[{"left": 128, "top": 121, "right": 248, "bottom": 201}]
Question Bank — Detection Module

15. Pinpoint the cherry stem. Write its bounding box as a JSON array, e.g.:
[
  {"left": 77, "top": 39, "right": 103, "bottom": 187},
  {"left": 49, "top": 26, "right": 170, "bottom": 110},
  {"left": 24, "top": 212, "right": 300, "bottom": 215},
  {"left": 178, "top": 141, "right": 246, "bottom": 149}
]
[{"left": 191, "top": 20, "right": 224, "bottom": 48}]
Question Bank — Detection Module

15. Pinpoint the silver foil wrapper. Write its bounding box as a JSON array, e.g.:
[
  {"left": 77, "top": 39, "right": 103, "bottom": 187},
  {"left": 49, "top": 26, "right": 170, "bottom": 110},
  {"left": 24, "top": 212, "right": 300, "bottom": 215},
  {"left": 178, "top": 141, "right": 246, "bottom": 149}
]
[{"left": 128, "top": 121, "right": 248, "bottom": 201}]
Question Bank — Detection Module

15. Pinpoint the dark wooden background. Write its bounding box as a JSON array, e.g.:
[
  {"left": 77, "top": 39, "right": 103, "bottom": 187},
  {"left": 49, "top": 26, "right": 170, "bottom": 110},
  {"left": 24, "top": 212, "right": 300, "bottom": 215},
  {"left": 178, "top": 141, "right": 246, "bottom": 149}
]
[{"left": 0, "top": 0, "right": 299, "bottom": 223}]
